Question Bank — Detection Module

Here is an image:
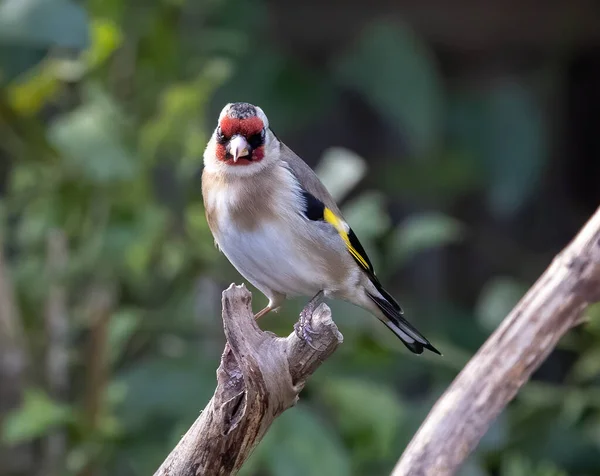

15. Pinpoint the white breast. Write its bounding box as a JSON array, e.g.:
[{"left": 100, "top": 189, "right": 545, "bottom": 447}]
[
  {"left": 218, "top": 219, "right": 328, "bottom": 298},
  {"left": 207, "top": 164, "right": 336, "bottom": 301}
]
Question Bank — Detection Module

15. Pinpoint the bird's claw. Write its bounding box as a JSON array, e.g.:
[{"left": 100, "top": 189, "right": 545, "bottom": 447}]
[
  {"left": 294, "top": 291, "right": 324, "bottom": 350},
  {"left": 294, "top": 308, "right": 320, "bottom": 350}
]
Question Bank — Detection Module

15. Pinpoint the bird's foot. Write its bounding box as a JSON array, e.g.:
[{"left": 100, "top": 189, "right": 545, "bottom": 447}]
[
  {"left": 294, "top": 291, "right": 324, "bottom": 350},
  {"left": 294, "top": 313, "right": 319, "bottom": 350}
]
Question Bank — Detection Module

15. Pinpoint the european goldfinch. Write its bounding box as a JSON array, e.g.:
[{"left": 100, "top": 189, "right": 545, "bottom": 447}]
[{"left": 202, "top": 102, "right": 440, "bottom": 355}]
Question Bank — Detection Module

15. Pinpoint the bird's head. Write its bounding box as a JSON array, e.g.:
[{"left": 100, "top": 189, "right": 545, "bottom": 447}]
[{"left": 204, "top": 102, "right": 278, "bottom": 176}]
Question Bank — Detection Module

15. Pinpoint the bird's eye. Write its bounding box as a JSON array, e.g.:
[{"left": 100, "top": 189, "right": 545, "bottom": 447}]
[
  {"left": 247, "top": 129, "right": 265, "bottom": 149},
  {"left": 216, "top": 126, "right": 228, "bottom": 144}
]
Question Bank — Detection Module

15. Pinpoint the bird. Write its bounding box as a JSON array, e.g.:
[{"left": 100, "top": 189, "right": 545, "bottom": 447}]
[{"left": 201, "top": 102, "right": 440, "bottom": 355}]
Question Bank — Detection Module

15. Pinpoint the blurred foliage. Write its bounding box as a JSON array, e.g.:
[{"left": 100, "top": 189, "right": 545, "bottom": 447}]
[
  {"left": 0, "top": 1, "right": 598, "bottom": 476},
  {"left": 334, "top": 21, "right": 443, "bottom": 158},
  {"left": 2, "top": 389, "right": 73, "bottom": 445}
]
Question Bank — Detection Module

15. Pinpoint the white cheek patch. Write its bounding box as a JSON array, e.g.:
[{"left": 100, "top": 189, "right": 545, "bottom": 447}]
[
  {"left": 255, "top": 106, "right": 269, "bottom": 129},
  {"left": 203, "top": 141, "right": 280, "bottom": 179},
  {"left": 218, "top": 103, "right": 233, "bottom": 122}
]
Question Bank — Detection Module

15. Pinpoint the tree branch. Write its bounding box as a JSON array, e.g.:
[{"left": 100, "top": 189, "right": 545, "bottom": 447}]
[
  {"left": 80, "top": 284, "right": 116, "bottom": 476},
  {"left": 154, "top": 284, "right": 343, "bottom": 476},
  {"left": 0, "top": 236, "right": 32, "bottom": 474},
  {"left": 40, "top": 230, "right": 69, "bottom": 476},
  {"left": 393, "top": 206, "right": 600, "bottom": 476}
]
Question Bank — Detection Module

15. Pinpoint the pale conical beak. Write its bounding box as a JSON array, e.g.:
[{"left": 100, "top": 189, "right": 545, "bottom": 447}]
[{"left": 228, "top": 135, "right": 250, "bottom": 162}]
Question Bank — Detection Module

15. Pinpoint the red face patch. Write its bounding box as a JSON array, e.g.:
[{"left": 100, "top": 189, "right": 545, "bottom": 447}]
[
  {"left": 219, "top": 116, "right": 264, "bottom": 138},
  {"left": 215, "top": 144, "right": 265, "bottom": 166},
  {"left": 216, "top": 115, "right": 265, "bottom": 166}
]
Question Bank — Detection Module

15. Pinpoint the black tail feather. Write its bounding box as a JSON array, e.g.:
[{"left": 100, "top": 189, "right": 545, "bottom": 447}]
[{"left": 367, "top": 289, "right": 441, "bottom": 356}]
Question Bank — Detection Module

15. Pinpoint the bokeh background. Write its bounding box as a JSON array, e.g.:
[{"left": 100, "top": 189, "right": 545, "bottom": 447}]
[{"left": 1, "top": 0, "right": 600, "bottom": 475}]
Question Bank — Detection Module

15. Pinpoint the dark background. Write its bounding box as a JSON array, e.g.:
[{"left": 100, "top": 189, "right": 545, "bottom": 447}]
[{"left": 1, "top": 0, "right": 600, "bottom": 475}]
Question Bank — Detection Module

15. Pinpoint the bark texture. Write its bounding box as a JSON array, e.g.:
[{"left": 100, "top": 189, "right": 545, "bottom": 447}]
[
  {"left": 154, "top": 284, "right": 343, "bottom": 476},
  {"left": 393, "top": 206, "right": 600, "bottom": 476}
]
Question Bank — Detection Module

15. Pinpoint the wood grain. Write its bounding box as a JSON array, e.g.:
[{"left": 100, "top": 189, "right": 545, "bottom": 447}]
[
  {"left": 154, "top": 284, "right": 343, "bottom": 476},
  {"left": 393, "top": 206, "right": 600, "bottom": 476}
]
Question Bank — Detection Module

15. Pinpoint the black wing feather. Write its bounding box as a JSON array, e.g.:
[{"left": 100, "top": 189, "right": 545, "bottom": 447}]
[
  {"left": 299, "top": 188, "right": 439, "bottom": 355},
  {"left": 300, "top": 190, "right": 326, "bottom": 221},
  {"left": 300, "top": 189, "right": 379, "bottom": 284}
]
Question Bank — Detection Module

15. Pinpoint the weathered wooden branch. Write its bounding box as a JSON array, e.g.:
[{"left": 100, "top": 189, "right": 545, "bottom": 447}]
[
  {"left": 393, "top": 206, "right": 600, "bottom": 476},
  {"left": 154, "top": 284, "right": 343, "bottom": 476}
]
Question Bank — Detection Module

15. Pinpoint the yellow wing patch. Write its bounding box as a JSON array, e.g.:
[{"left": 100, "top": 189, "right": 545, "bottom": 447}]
[{"left": 323, "top": 207, "right": 370, "bottom": 270}]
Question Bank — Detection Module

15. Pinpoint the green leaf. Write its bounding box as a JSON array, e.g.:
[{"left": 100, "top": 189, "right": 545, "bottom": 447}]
[
  {"left": 580, "top": 302, "right": 600, "bottom": 337},
  {"left": 334, "top": 20, "right": 443, "bottom": 157},
  {"left": 0, "top": 0, "right": 89, "bottom": 49},
  {"left": 6, "top": 57, "right": 61, "bottom": 114},
  {"left": 0, "top": 43, "right": 47, "bottom": 83},
  {"left": 459, "top": 457, "right": 489, "bottom": 476},
  {"left": 561, "top": 389, "right": 587, "bottom": 425},
  {"left": 116, "top": 355, "right": 216, "bottom": 431},
  {"left": 448, "top": 82, "right": 547, "bottom": 217},
  {"left": 342, "top": 191, "right": 391, "bottom": 241},
  {"left": 571, "top": 347, "right": 600, "bottom": 383},
  {"left": 123, "top": 206, "right": 169, "bottom": 277},
  {"left": 108, "top": 308, "right": 141, "bottom": 365},
  {"left": 476, "top": 277, "right": 527, "bottom": 332},
  {"left": 141, "top": 64, "right": 230, "bottom": 165},
  {"left": 318, "top": 378, "right": 405, "bottom": 460},
  {"left": 2, "top": 388, "right": 72, "bottom": 444},
  {"left": 376, "top": 152, "right": 481, "bottom": 202},
  {"left": 245, "top": 405, "right": 351, "bottom": 476},
  {"left": 47, "top": 84, "right": 136, "bottom": 183},
  {"left": 482, "top": 82, "right": 547, "bottom": 217},
  {"left": 508, "top": 411, "right": 600, "bottom": 471},
  {"left": 83, "top": 19, "right": 123, "bottom": 70},
  {"left": 315, "top": 147, "right": 367, "bottom": 202},
  {"left": 390, "top": 212, "right": 464, "bottom": 265},
  {"left": 269, "top": 405, "right": 351, "bottom": 476},
  {"left": 500, "top": 453, "right": 568, "bottom": 476}
]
